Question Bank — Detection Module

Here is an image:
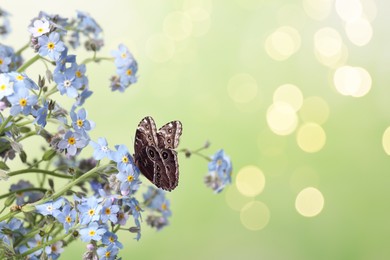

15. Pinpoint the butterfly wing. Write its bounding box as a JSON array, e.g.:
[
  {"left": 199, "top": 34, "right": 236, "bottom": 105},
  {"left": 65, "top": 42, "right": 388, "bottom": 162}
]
[
  {"left": 134, "top": 117, "right": 182, "bottom": 191},
  {"left": 157, "top": 120, "right": 182, "bottom": 149},
  {"left": 135, "top": 116, "right": 158, "bottom": 152},
  {"left": 159, "top": 148, "right": 179, "bottom": 190}
]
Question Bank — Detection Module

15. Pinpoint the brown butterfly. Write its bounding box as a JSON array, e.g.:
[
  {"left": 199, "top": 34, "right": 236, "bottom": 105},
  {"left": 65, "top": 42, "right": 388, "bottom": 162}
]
[{"left": 134, "top": 116, "right": 182, "bottom": 191}]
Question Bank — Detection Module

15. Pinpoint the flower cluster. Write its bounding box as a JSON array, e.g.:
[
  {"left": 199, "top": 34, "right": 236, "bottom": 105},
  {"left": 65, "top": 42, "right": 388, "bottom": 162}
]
[
  {"left": 0, "top": 8, "right": 232, "bottom": 260},
  {"left": 204, "top": 149, "right": 233, "bottom": 193}
]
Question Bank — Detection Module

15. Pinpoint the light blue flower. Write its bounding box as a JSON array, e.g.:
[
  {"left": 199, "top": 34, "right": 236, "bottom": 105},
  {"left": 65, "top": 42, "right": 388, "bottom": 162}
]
[
  {"left": 38, "top": 32, "right": 65, "bottom": 61},
  {"left": 96, "top": 245, "right": 119, "bottom": 260},
  {"left": 53, "top": 66, "right": 81, "bottom": 98},
  {"left": 205, "top": 149, "right": 233, "bottom": 193},
  {"left": 7, "top": 85, "right": 38, "bottom": 116},
  {"left": 33, "top": 102, "right": 49, "bottom": 127},
  {"left": 90, "top": 137, "right": 113, "bottom": 160},
  {"left": 101, "top": 231, "right": 123, "bottom": 249},
  {"left": 77, "top": 196, "right": 102, "bottom": 225},
  {"left": 0, "top": 49, "right": 11, "bottom": 72},
  {"left": 44, "top": 240, "right": 64, "bottom": 260},
  {"left": 35, "top": 198, "right": 64, "bottom": 216},
  {"left": 112, "top": 144, "right": 135, "bottom": 172},
  {"left": 8, "top": 72, "right": 39, "bottom": 90},
  {"left": 116, "top": 165, "right": 140, "bottom": 196},
  {"left": 54, "top": 47, "right": 76, "bottom": 73},
  {"left": 57, "top": 130, "right": 89, "bottom": 156},
  {"left": 55, "top": 204, "right": 77, "bottom": 233},
  {"left": 79, "top": 221, "right": 106, "bottom": 242},
  {"left": 111, "top": 44, "right": 134, "bottom": 68},
  {"left": 100, "top": 200, "right": 120, "bottom": 223},
  {"left": 70, "top": 107, "right": 93, "bottom": 136}
]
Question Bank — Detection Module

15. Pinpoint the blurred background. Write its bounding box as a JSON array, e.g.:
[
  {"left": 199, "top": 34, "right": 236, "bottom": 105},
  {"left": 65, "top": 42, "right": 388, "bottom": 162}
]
[{"left": 2, "top": 0, "right": 390, "bottom": 259}]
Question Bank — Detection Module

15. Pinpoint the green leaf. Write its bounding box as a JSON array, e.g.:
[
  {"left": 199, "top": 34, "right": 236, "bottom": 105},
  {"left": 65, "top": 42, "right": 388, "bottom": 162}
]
[
  {"left": 42, "top": 149, "right": 56, "bottom": 161},
  {"left": 0, "top": 161, "right": 9, "bottom": 170}
]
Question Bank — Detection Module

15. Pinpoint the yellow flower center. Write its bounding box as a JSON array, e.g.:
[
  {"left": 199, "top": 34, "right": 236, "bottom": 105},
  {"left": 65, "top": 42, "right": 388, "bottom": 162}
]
[
  {"left": 88, "top": 209, "right": 95, "bottom": 216},
  {"left": 46, "top": 205, "right": 53, "bottom": 212},
  {"left": 109, "top": 236, "right": 115, "bottom": 243},
  {"left": 121, "top": 53, "right": 127, "bottom": 59},
  {"left": 19, "top": 98, "right": 27, "bottom": 107},
  {"left": 65, "top": 216, "right": 72, "bottom": 223},
  {"left": 16, "top": 75, "right": 24, "bottom": 81},
  {"left": 38, "top": 28, "right": 44, "bottom": 33},
  {"left": 118, "top": 212, "right": 124, "bottom": 220},
  {"left": 217, "top": 159, "right": 222, "bottom": 166},
  {"left": 161, "top": 203, "right": 167, "bottom": 211},
  {"left": 127, "top": 175, "right": 134, "bottom": 182},
  {"left": 0, "top": 84, "right": 6, "bottom": 91},
  {"left": 37, "top": 241, "right": 42, "bottom": 246},
  {"left": 136, "top": 205, "right": 141, "bottom": 212},
  {"left": 0, "top": 59, "right": 3, "bottom": 65},
  {"left": 89, "top": 230, "right": 96, "bottom": 236},
  {"left": 105, "top": 208, "right": 111, "bottom": 215},
  {"left": 47, "top": 42, "right": 55, "bottom": 50},
  {"left": 105, "top": 252, "right": 111, "bottom": 257},
  {"left": 122, "top": 156, "right": 129, "bottom": 164},
  {"left": 67, "top": 137, "right": 76, "bottom": 145},
  {"left": 51, "top": 245, "right": 57, "bottom": 251},
  {"left": 77, "top": 119, "right": 83, "bottom": 127},
  {"left": 126, "top": 69, "right": 132, "bottom": 76},
  {"left": 75, "top": 70, "right": 82, "bottom": 78}
]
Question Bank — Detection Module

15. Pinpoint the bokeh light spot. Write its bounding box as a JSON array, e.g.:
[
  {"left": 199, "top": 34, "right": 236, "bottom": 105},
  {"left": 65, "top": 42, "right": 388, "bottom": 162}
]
[
  {"left": 236, "top": 165, "right": 265, "bottom": 197},
  {"left": 265, "top": 26, "right": 301, "bottom": 61},
  {"left": 299, "top": 96, "right": 330, "bottom": 125},
  {"left": 382, "top": 127, "right": 390, "bottom": 156},
  {"left": 225, "top": 185, "right": 254, "bottom": 211},
  {"left": 163, "top": 11, "right": 192, "bottom": 41},
  {"left": 303, "top": 0, "right": 333, "bottom": 20},
  {"left": 314, "top": 27, "right": 342, "bottom": 57},
  {"left": 145, "top": 33, "right": 175, "bottom": 63},
  {"left": 333, "top": 66, "right": 372, "bottom": 97},
  {"left": 345, "top": 17, "right": 373, "bottom": 46},
  {"left": 273, "top": 84, "right": 303, "bottom": 112},
  {"left": 240, "top": 201, "right": 270, "bottom": 230},
  {"left": 296, "top": 123, "right": 326, "bottom": 153},
  {"left": 227, "top": 73, "right": 258, "bottom": 104},
  {"left": 335, "top": 0, "right": 363, "bottom": 22},
  {"left": 267, "top": 101, "right": 298, "bottom": 136},
  {"left": 182, "top": 0, "right": 211, "bottom": 37},
  {"left": 295, "top": 187, "right": 324, "bottom": 217}
]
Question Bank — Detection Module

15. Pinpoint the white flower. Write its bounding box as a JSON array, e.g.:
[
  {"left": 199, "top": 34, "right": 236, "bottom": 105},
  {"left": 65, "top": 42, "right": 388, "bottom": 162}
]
[
  {"left": 28, "top": 17, "right": 50, "bottom": 37},
  {"left": 0, "top": 73, "right": 13, "bottom": 99}
]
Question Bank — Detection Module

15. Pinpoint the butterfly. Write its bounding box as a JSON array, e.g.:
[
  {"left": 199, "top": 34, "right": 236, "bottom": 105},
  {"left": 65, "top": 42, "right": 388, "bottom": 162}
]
[{"left": 134, "top": 116, "right": 183, "bottom": 191}]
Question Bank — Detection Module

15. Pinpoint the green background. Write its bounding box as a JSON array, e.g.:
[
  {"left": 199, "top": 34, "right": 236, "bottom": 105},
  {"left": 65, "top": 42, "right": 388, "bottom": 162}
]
[{"left": 2, "top": 0, "right": 390, "bottom": 259}]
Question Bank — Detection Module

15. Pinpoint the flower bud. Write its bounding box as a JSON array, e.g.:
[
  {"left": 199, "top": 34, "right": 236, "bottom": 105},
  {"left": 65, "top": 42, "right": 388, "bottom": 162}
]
[{"left": 21, "top": 204, "right": 36, "bottom": 213}]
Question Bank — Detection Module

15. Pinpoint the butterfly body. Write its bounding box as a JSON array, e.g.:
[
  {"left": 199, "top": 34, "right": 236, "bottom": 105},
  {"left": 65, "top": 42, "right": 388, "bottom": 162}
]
[{"left": 134, "top": 116, "right": 182, "bottom": 191}]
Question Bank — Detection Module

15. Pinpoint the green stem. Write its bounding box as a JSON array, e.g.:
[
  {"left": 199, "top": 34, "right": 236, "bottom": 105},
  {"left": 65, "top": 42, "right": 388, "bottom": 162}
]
[
  {"left": 15, "top": 119, "right": 34, "bottom": 127},
  {"left": 14, "top": 226, "right": 41, "bottom": 247},
  {"left": 31, "top": 163, "right": 112, "bottom": 205},
  {"left": 81, "top": 56, "right": 114, "bottom": 64},
  {"left": 44, "top": 86, "right": 58, "bottom": 98},
  {"left": 0, "top": 211, "right": 18, "bottom": 223},
  {"left": 20, "top": 229, "right": 72, "bottom": 257},
  {"left": 8, "top": 169, "right": 73, "bottom": 179},
  {"left": 17, "top": 131, "right": 36, "bottom": 142},
  {"left": 0, "top": 116, "right": 13, "bottom": 134},
  {"left": 15, "top": 43, "right": 30, "bottom": 56},
  {"left": 0, "top": 187, "right": 47, "bottom": 200},
  {"left": 17, "top": 54, "right": 40, "bottom": 73}
]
